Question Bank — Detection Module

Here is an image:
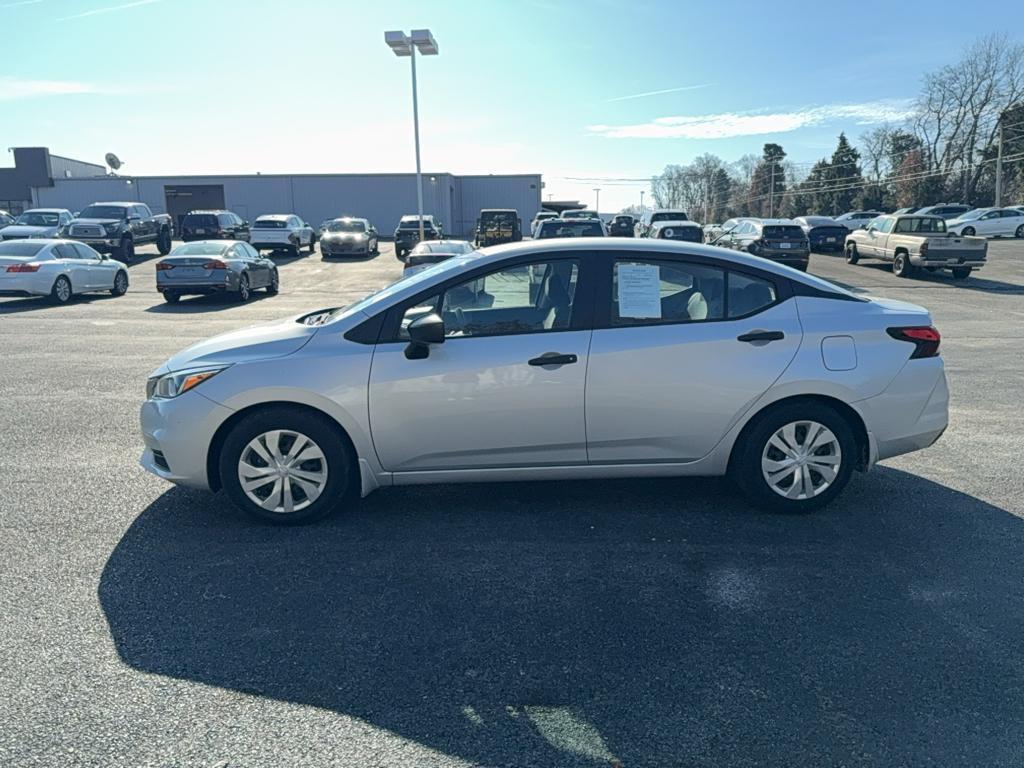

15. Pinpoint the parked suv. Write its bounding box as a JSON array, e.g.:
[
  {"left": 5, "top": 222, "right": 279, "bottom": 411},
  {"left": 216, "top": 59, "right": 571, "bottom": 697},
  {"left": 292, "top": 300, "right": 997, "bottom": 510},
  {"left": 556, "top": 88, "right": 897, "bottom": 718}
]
[
  {"left": 716, "top": 218, "right": 810, "bottom": 271},
  {"left": 474, "top": 209, "right": 522, "bottom": 248},
  {"left": 635, "top": 209, "right": 689, "bottom": 238},
  {"left": 180, "top": 210, "right": 250, "bottom": 242},
  {"left": 64, "top": 202, "right": 173, "bottom": 261},
  {"left": 607, "top": 214, "right": 636, "bottom": 237},
  {"left": 249, "top": 215, "right": 315, "bottom": 255},
  {"left": 394, "top": 215, "right": 442, "bottom": 260}
]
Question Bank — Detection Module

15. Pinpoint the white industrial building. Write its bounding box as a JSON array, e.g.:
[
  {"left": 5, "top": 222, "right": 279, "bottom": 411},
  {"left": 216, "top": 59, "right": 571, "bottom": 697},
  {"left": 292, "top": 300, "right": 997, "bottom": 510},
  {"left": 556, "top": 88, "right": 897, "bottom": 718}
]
[{"left": 27, "top": 160, "right": 543, "bottom": 238}]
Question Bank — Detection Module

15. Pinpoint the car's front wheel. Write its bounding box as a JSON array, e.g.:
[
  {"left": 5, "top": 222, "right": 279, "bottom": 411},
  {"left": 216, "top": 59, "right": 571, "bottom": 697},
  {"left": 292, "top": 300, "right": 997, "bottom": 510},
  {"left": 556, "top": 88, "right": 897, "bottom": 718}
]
[
  {"left": 732, "top": 402, "right": 856, "bottom": 513},
  {"left": 845, "top": 243, "right": 859, "bottom": 264},
  {"left": 219, "top": 407, "right": 353, "bottom": 524},
  {"left": 157, "top": 228, "right": 172, "bottom": 255},
  {"left": 110, "top": 270, "right": 128, "bottom": 296},
  {"left": 1016, "top": 224, "right": 1024, "bottom": 239},
  {"left": 961, "top": 226, "right": 975, "bottom": 237}
]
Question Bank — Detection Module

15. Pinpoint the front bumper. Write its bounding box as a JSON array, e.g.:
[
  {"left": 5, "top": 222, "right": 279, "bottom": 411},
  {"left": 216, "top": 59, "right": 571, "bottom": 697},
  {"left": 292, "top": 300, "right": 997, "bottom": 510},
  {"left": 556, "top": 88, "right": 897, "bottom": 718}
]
[
  {"left": 321, "top": 239, "right": 370, "bottom": 255},
  {"left": 139, "top": 391, "right": 236, "bottom": 490},
  {"left": 73, "top": 237, "right": 121, "bottom": 252}
]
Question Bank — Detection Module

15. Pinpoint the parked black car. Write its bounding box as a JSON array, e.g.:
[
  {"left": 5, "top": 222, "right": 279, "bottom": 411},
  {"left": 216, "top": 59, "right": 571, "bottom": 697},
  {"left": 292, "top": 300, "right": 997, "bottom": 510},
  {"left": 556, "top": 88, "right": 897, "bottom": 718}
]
[
  {"left": 607, "top": 214, "right": 636, "bottom": 237},
  {"left": 716, "top": 218, "right": 810, "bottom": 271},
  {"left": 792, "top": 216, "right": 849, "bottom": 252},
  {"left": 394, "top": 215, "right": 442, "bottom": 260},
  {"left": 180, "top": 210, "right": 250, "bottom": 242}
]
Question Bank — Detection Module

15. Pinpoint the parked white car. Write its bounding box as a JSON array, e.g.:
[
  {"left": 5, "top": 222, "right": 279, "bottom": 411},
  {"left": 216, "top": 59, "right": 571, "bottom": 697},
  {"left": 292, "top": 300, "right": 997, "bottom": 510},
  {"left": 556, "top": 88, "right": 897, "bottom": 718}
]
[
  {"left": 140, "top": 238, "right": 948, "bottom": 524},
  {"left": 249, "top": 215, "right": 315, "bottom": 255},
  {"left": 0, "top": 239, "right": 128, "bottom": 303},
  {"left": 945, "top": 207, "right": 1024, "bottom": 238},
  {"left": 834, "top": 211, "right": 884, "bottom": 230},
  {"left": 0, "top": 208, "right": 74, "bottom": 241}
]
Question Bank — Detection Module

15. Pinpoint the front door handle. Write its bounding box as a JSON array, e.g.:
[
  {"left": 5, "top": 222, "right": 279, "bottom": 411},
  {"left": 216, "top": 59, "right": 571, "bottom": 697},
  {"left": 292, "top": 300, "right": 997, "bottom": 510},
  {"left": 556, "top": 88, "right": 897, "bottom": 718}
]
[
  {"left": 737, "top": 330, "right": 785, "bottom": 343},
  {"left": 528, "top": 353, "right": 578, "bottom": 366}
]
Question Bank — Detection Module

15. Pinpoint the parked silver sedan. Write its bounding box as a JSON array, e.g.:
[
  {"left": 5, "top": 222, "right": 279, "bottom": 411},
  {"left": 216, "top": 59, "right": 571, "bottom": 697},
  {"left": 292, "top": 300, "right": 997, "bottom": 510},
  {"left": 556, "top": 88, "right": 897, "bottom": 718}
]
[
  {"left": 155, "top": 240, "right": 278, "bottom": 304},
  {"left": 141, "top": 238, "right": 949, "bottom": 523}
]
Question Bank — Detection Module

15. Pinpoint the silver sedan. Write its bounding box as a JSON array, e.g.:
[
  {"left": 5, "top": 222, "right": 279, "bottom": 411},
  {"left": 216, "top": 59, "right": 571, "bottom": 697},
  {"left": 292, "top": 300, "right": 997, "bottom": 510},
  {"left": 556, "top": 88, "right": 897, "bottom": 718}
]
[{"left": 140, "top": 238, "right": 949, "bottom": 523}]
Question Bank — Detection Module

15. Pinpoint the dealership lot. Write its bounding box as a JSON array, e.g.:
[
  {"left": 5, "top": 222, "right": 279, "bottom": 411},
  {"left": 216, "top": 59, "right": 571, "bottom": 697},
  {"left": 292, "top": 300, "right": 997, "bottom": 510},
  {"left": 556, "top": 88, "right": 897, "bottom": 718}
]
[{"left": 2, "top": 241, "right": 1024, "bottom": 766}]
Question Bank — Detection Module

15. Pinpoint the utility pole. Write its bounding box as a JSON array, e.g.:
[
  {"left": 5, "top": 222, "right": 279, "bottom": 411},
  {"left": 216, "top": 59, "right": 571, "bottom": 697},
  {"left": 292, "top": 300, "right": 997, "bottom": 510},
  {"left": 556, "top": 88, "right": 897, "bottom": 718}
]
[
  {"left": 593, "top": 188, "right": 601, "bottom": 215},
  {"left": 639, "top": 190, "right": 644, "bottom": 215},
  {"left": 768, "top": 164, "right": 775, "bottom": 218},
  {"left": 963, "top": 148, "right": 969, "bottom": 202},
  {"left": 995, "top": 119, "right": 1004, "bottom": 207}
]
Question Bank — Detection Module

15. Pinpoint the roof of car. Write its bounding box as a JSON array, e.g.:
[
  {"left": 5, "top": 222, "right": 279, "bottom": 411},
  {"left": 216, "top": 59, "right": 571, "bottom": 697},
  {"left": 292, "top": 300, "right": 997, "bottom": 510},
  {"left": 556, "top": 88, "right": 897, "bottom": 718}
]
[
  {"left": 650, "top": 220, "right": 701, "bottom": 228},
  {"left": 88, "top": 201, "right": 136, "bottom": 207},
  {"left": 750, "top": 218, "right": 801, "bottom": 225},
  {"left": 400, "top": 214, "right": 435, "bottom": 221},
  {"left": 24, "top": 208, "right": 70, "bottom": 214},
  {"left": 255, "top": 214, "right": 293, "bottom": 220},
  {"left": 187, "top": 209, "right": 231, "bottom": 214}
]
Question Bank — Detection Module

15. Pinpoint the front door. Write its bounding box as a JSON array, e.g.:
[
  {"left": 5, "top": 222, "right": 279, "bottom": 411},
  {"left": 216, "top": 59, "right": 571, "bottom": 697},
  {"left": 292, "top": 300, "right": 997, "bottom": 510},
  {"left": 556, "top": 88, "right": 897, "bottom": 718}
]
[
  {"left": 586, "top": 257, "right": 802, "bottom": 463},
  {"left": 368, "top": 258, "right": 589, "bottom": 472}
]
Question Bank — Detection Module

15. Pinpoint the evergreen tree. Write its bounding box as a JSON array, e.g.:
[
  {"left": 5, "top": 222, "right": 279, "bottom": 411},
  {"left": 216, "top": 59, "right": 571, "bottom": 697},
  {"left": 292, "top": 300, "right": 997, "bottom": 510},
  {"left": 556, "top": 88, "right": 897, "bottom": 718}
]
[{"left": 749, "top": 143, "right": 787, "bottom": 217}]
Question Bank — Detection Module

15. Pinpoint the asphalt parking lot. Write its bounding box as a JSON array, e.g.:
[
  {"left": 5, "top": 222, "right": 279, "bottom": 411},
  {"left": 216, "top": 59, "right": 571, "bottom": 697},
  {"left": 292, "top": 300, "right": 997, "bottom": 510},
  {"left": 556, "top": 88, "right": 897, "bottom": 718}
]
[{"left": 2, "top": 238, "right": 1024, "bottom": 767}]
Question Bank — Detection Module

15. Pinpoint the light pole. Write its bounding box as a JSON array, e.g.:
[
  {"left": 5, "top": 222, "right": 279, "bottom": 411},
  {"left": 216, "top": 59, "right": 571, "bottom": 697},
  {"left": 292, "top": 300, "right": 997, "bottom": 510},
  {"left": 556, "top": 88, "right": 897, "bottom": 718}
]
[
  {"left": 639, "top": 190, "right": 644, "bottom": 215},
  {"left": 385, "top": 29, "right": 439, "bottom": 243},
  {"left": 593, "top": 188, "right": 601, "bottom": 214}
]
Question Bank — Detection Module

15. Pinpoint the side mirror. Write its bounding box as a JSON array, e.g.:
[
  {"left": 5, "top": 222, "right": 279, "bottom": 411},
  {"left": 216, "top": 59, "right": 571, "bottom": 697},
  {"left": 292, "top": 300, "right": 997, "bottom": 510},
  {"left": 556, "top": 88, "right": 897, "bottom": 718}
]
[{"left": 404, "top": 313, "right": 445, "bottom": 359}]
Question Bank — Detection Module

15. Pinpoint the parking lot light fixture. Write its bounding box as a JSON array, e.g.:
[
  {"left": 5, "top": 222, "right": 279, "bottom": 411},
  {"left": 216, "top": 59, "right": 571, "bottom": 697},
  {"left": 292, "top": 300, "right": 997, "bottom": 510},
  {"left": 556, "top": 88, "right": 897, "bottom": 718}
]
[{"left": 385, "top": 28, "right": 439, "bottom": 243}]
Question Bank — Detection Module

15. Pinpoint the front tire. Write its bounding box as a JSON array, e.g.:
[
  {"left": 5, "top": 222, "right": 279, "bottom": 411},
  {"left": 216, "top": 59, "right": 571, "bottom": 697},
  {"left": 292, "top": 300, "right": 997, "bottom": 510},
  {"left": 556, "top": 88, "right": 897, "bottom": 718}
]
[
  {"left": 118, "top": 237, "right": 135, "bottom": 262},
  {"left": 961, "top": 226, "right": 975, "bottom": 237},
  {"left": 845, "top": 243, "right": 859, "bottom": 264},
  {"left": 731, "top": 402, "right": 856, "bottom": 513},
  {"left": 893, "top": 252, "right": 914, "bottom": 278},
  {"left": 156, "top": 228, "right": 172, "bottom": 255},
  {"left": 111, "top": 270, "right": 128, "bottom": 296},
  {"left": 1016, "top": 224, "right": 1024, "bottom": 239},
  {"left": 218, "top": 406, "right": 353, "bottom": 524},
  {"left": 50, "top": 275, "right": 72, "bottom": 304},
  {"left": 307, "top": 234, "right": 316, "bottom": 254}
]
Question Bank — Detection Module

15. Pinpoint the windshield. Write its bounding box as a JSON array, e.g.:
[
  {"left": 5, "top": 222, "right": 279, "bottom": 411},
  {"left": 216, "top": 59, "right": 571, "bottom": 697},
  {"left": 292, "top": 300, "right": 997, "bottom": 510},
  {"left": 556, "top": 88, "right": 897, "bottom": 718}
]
[
  {"left": 0, "top": 241, "right": 47, "bottom": 257},
  {"left": 537, "top": 221, "right": 604, "bottom": 238},
  {"left": 78, "top": 205, "right": 127, "bottom": 219},
  {"left": 327, "top": 220, "right": 366, "bottom": 233},
  {"left": 659, "top": 226, "right": 701, "bottom": 241},
  {"left": 399, "top": 219, "right": 433, "bottom": 229},
  {"left": 15, "top": 211, "right": 60, "bottom": 226},
  {"left": 169, "top": 242, "right": 228, "bottom": 256},
  {"left": 959, "top": 209, "right": 987, "bottom": 220},
  {"left": 253, "top": 219, "right": 288, "bottom": 229},
  {"left": 329, "top": 253, "right": 480, "bottom": 322}
]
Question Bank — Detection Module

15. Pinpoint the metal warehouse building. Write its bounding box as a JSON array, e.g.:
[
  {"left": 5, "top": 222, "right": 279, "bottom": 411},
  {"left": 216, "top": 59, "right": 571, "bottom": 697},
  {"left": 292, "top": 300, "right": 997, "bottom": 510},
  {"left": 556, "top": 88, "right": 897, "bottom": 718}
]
[{"left": 27, "top": 160, "right": 543, "bottom": 239}]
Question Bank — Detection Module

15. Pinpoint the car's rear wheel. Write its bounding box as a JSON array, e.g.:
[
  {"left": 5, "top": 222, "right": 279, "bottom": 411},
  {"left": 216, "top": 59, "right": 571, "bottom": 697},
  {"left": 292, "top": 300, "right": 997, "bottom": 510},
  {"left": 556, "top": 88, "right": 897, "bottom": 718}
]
[
  {"left": 307, "top": 233, "right": 316, "bottom": 254},
  {"left": 961, "top": 226, "right": 975, "bottom": 236},
  {"left": 732, "top": 402, "right": 856, "bottom": 513},
  {"left": 50, "top": 275, "right": 72, "bottom": 304},
  {"left": 237, "top": 273, "right": 251, "bottom": 302},
  {"left": 951, "top": 267, "right": 972, "bottom": 280},
  {"left": 893, "top": 252, "right": 914, "bottom": 278},
  {"left": 163, "top": 291, "right": 180, "bottom": 304},
  {"left": 266, "top": 269, "right": 280, "bottom": 294},
  {"left": 219, "top": 407, "right": 353, "bottom": 524},
  {"left": 845, "top": 243, "right": 859, "bottom": 264},
  {"left": 111, "top": 270, "right": 128, "bottom": 296}
]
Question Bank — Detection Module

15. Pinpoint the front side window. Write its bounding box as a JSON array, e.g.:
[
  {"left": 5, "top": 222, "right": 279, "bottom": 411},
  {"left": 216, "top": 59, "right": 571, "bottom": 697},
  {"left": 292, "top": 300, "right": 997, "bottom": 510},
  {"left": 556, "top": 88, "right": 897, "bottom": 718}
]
[
  {"left": 400, "top": 260, "right": 580, "bottom": 339},
  {"left": 613, "top": 260, "right": 725, "bottom": 325}
]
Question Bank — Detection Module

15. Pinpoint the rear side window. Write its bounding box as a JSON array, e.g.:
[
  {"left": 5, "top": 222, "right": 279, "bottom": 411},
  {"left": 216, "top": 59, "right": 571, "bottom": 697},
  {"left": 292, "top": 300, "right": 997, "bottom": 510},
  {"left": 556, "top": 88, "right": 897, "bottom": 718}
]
[
  {"left": 728, "top": 273, "right": 777, "bottom": 318},
  {"left": 613, "top": 260, "right": 725, "bottom": 325}
]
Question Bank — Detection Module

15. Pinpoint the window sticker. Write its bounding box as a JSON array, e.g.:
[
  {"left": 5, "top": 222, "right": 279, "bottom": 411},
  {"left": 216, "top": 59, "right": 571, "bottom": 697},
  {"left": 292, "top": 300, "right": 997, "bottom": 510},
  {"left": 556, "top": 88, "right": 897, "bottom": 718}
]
[{"left": 617, "top": 263, "right": 662, "bottom": 318}]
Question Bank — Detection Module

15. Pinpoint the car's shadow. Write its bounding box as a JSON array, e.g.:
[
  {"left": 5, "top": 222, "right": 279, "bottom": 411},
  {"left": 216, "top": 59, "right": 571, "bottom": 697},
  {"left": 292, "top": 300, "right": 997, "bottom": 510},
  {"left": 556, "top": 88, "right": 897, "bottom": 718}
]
[
  {"left": 826, "top": 260, "right": 1024, "bottom": 294},
  {"left": 0, "top": 292, "right": 123, "bottom": 314},
  {"left": 99, "top": 469, "right": 1024, "bottom": 766},
  {"left": 143, "top": 291, "right": 276, "bottom": 313}
]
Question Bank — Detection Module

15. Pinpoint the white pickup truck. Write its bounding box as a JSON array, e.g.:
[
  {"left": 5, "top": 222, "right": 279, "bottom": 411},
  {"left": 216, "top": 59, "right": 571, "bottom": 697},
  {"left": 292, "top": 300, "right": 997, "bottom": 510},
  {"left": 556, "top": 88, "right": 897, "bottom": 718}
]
[{"left": 844, "top": 213, "right": 987, "bottom": 279}]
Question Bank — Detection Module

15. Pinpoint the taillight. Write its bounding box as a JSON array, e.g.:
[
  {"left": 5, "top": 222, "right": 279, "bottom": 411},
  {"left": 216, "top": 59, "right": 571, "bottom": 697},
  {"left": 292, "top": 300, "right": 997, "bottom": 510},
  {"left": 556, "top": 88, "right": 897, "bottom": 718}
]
[
  {"left": 887, "top": 326, "right": 941, "bottom": 359},
  {"left": 203, "top": 260, "right": 227, "bottom": 269},
  {"left": 6, "top": 263, "right": 41, "bottom": 272},
  {"left": 156, "top": 262, "right": 174, "bottom": 271}
]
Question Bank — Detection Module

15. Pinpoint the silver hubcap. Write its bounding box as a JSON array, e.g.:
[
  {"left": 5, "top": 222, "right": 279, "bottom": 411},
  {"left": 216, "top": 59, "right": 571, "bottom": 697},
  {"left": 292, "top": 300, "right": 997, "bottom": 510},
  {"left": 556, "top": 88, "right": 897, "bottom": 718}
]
[
  {"left": 116, "top": 274, "right": 126, "bottom": 291},
  {"left": 761, "top": 420, "right": 842, "bottom": 500},
  {"left": 56, "top": 279, "right": 70, "bottom": 301},
  {"left": 237, "top": 430, "right": 328, "bottom": 514}
]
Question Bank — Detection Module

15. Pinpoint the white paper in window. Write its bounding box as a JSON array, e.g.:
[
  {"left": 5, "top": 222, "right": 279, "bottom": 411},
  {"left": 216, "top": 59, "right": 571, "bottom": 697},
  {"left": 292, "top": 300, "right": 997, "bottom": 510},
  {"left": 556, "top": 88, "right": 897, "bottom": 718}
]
[{"left": 617, "top": 263, "right": 662, "bottom": 318}]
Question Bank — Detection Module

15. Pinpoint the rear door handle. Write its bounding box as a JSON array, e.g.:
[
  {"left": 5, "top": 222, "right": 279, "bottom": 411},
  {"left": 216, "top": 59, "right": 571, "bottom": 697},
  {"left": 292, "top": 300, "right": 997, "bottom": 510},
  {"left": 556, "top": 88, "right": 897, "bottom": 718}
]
[
  {"left": 737, "top": 330, "right": 785, "bottom": 343},
  {"left": 528, "top": 353, "right": 578, "bottom": 366}
]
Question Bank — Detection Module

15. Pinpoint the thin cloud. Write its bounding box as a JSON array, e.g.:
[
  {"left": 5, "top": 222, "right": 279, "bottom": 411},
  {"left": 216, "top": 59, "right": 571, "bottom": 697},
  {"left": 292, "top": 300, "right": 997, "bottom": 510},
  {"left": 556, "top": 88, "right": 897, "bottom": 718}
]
[
  {"left": 0, "top": 77, "right": 103, "bottom": 100},
  {"left": 57, "top": 0, "right": 161, "bottom": 21},
  {"left": 2, "top": 0, "right": 43, "bottom": 7},
  {"left": 588, "top": 100, "right": 916, "bottom": 139},
  {"left": 605, "top": 83, "right": 713, "bottom": 103}
]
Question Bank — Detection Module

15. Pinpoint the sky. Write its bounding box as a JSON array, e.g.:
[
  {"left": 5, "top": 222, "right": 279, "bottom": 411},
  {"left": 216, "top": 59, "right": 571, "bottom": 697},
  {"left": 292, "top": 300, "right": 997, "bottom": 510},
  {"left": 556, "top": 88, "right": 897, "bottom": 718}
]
[{"left": 1, "top": 0, "right": 1011, "bottom": 211}]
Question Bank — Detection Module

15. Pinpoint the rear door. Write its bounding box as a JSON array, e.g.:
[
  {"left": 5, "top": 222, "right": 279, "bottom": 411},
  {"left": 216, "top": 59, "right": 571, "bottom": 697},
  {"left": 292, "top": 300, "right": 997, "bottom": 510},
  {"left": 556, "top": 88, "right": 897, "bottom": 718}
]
[
  {"left": 52, "top": 243, "right": 93, "bottom": 290},
  {"left": 368, "top": 255, "right": 591, "bottom": 471},
  {"left": 585, "top": 254, "right": 802, "bottom": 463}
]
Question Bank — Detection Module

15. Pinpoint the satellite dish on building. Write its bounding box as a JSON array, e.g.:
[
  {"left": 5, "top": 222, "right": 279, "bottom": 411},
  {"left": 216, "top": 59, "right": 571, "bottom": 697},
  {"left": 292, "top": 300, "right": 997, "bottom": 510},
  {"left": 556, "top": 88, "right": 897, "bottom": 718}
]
[{"left": 105, "top": 152, "right": 123, "bottom": 174}]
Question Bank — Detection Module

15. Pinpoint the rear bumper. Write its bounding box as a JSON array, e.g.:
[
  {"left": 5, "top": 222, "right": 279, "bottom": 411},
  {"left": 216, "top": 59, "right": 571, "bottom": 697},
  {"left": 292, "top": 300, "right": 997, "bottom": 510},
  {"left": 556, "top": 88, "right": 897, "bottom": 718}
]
[
  {"left": 759, "top": 251, "right": 810, "bottom": 267},
  {"left": 251, "top": 241, "right": 297, "bottom": 251},
  {"left": 910, "top": 255, "right": 986, "bottom": 268}
]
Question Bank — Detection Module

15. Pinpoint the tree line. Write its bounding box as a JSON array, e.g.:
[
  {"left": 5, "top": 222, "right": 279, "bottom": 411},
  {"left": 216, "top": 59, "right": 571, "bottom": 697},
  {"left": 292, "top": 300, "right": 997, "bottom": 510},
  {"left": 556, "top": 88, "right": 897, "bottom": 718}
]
[{"left": 640, "top": 34, "right": 1024, "bottom": 221}]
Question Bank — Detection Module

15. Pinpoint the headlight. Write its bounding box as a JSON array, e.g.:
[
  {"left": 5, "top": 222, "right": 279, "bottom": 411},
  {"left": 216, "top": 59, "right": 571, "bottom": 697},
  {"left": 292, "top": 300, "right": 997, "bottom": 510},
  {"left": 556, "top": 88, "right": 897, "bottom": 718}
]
[
  {"left": 147, "top": 365, "right": 228, "bottom": 399},
  {"left": 103, "top": 223, "right": 121, "bottom": 235}
]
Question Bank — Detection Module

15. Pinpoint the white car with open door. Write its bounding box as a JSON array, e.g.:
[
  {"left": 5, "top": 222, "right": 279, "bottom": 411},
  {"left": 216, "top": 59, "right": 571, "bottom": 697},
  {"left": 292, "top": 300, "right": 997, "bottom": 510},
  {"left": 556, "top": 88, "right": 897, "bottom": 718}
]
[
  {"left": 249, "top": 215, "right": 316, "bottom": 255},
  {"left": 140, "top": 238, "right": 948, "bottom": 524},
  {"left": 0, "top": 239, "right": 129, "bottom": 304}
]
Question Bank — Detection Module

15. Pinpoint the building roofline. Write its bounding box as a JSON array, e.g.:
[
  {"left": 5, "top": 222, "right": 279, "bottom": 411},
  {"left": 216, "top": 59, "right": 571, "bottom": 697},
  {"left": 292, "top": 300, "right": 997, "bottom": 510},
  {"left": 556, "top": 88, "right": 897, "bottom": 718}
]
[{"left": 37, "top": 171, "right": 542, "bottom": 182}]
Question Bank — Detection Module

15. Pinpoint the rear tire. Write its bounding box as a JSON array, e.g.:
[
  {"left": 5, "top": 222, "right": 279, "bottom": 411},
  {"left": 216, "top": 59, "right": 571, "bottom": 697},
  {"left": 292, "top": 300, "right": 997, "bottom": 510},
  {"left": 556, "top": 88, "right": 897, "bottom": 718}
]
[
  {"left": 237, "top": 273, "right": 251, "bottom": 302},
  {"left": 307, "top": 234, "right": 316, "bottom": 254},
  {"left": 893, "top": 252, "right": 914, "bottom": 278},
  {"left": 731, "top": 401, "right": 857, "bottom": 513},
  {"left": 218, "top": 406, "right": 353, "bottom": 524},
  {"left": 50, "top": 275, "right": 72, "bottom": 304},
  {"left": 845, "top": 243, "right": 859, "bottom": 264},
  {"left": 111, "top": 270, "right": 128, "bottom": 296},
  {"left": 266, "top": 269, "right": 280, "bottom": 295},
  {"left": 156, "top": 228, "right": 172, "bottom": 255},
  {"left": 951, "top": 267, "right": 972, "bottom": 280},
  {"left": 163, "top": 291, "right": 180, "bottom": 304}
]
